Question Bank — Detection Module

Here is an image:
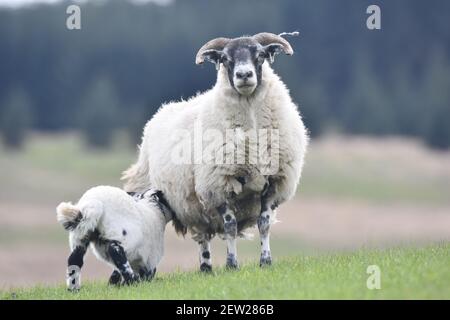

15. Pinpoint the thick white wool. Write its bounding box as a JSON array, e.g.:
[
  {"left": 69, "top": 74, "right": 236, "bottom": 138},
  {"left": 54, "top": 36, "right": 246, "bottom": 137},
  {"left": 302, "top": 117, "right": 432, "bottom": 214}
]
[{"left": 123, "top": 62, "right": 308, "bottom": 237}]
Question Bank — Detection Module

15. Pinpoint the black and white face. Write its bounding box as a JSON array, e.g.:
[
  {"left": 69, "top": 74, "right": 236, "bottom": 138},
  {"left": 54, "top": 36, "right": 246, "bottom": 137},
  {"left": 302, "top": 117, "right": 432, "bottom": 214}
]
[
  {"left": 222, "top": 39, "right": 265, "bottom": 96},
  {"left": 200, "top": 38, "right": 285, "bottom": 96}
]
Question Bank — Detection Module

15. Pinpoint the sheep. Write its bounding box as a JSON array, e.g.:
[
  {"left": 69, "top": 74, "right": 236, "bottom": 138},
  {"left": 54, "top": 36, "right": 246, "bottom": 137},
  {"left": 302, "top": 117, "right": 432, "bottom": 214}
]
[
  {"left": 56, "top": 186, "right": 172, "bottom": 290},
  {"left": 122, "top": 32, "right": 309, "bottom": 271}
]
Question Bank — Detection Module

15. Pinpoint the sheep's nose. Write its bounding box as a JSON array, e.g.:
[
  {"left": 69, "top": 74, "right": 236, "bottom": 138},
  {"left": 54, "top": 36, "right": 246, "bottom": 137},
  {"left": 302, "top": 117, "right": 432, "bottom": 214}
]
[{"left": 236, "top": 70, "right": 253, "bottom": 80}]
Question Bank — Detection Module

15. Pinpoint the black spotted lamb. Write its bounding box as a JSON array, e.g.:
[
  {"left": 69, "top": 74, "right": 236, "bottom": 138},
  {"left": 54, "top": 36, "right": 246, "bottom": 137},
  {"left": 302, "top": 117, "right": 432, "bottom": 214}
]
[{"left": 56, "top": 186, "right": 172, "bottom": 290}]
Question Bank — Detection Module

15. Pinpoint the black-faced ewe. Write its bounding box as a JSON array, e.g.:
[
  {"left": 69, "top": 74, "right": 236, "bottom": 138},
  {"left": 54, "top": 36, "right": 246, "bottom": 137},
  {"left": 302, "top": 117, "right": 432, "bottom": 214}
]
[
  {"left": 56, "top": 186, "right": 172, "bottom": 290},
  {"left": 123, "top": 32, "right": 308, "bottom": 271}
]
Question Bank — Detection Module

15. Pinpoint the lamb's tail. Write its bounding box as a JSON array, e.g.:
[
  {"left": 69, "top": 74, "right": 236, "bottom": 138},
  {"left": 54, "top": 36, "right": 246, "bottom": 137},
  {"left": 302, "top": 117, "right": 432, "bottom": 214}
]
[
  {"left": 56, "top": 200, "right": 103, "bottom": 234},
  {"left": 56, "top": 202, "right": 82, "bottom": 231}
]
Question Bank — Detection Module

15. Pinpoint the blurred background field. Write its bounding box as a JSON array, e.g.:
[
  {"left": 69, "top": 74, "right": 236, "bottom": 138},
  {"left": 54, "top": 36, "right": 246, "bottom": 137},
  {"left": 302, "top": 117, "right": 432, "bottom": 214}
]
[{"left": 0, "top": 0, "right": 450, "bottom": 290}]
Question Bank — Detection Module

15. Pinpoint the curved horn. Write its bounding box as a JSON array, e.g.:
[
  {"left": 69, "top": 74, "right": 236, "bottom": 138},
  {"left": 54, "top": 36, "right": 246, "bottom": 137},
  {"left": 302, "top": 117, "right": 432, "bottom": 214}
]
[
  {"left": 252, "top": 32, "right": 294, "bottom": 55},
  {"left": 195, "top": 37, "right": 231, "bottom": 65}
]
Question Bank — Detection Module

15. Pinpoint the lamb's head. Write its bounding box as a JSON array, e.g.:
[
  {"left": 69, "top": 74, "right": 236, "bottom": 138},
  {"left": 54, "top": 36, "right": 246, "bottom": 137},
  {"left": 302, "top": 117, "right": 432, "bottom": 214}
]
[
  {"left": 141, "top": 189, "right": 173, "bottom": 222},
  {"left": 196, "top": 32, "right": 296, "bottom": 96}
]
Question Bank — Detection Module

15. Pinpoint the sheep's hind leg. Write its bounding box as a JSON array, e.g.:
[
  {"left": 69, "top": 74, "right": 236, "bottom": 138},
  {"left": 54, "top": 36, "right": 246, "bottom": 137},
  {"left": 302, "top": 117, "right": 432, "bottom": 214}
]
[
  {"left": 198, "top": 237, "right": 212, "bottom": 272},
  {"left": 107, "top": 241, "right": 138, "bottom": 285},
  {"left": 218, "top": 203, "right": 239, "bottom": 269}
]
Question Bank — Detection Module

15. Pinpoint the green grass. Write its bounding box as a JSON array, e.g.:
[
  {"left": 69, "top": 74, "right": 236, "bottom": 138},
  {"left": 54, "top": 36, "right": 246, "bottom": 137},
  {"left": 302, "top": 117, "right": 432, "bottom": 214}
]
[{"left": 1, "top": 244, "right": 448, "bottom": 300}]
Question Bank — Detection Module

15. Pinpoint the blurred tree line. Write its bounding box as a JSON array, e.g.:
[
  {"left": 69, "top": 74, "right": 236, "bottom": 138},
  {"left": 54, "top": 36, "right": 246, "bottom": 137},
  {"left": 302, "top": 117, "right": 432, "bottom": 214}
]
[{"left": 0, "top": 0, "right": 449, "bottom": 149}]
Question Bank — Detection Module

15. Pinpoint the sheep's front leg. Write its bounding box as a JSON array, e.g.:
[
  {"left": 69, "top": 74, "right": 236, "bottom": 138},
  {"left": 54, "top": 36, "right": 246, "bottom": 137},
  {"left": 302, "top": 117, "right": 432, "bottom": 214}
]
[
  {"left": 107, "top": 241, "right": 138, "bottom": 285},
  {"left": 258, "top": 207, "right": 275, "bottom": 267},
  {"left": 198, "top": 238, "right": 212, "bottom": 272},
  {"left": 259, "top": 182, "right": 278, "bottom": 267},
  {"left": 218, "top": 203, "right": 239, "bottom": 269}
]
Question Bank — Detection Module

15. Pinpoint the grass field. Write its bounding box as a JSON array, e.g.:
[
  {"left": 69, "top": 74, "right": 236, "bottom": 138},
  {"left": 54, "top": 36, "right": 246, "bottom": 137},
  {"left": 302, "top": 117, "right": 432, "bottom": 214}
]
[
  {"left": 0, "top": 133, "right": 449, "bottom": 297},
  {"left": 1, "top": 244, "right": 448, "bottom": 300}
]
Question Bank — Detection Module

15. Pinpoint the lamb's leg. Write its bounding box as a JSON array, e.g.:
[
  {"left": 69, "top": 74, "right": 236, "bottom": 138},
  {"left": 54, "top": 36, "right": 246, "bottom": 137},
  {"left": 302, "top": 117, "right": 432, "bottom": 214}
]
[
  {"left": 198, "top": 238, "right": 212, "bottom": 272},
  {"left": 108, "top": 270, "right": 122, "bottom": 286},
  {"left": 218, "top": 203, "right": 239, "bottom": 269},
  {"left": 66, "top": 240, "right": 88, "bottom": 291},
  {"left": 258, "top": 182, "right": 278, "bottom": 267},
  {"left": 107, "top": 241, "right": 138, "bottom": 285}
]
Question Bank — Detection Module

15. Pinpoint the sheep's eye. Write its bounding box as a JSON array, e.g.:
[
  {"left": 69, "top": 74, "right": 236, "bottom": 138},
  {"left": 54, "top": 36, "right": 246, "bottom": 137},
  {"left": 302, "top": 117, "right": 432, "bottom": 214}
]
[
  {"left": 222, "top": 56, "right": 232, "bottom": 66},
  {"left": 256, "top": 52, "right": 266, "bottom": 64},
  {"left": 258, "top": 52, "right": 266, "bottom": 58}
]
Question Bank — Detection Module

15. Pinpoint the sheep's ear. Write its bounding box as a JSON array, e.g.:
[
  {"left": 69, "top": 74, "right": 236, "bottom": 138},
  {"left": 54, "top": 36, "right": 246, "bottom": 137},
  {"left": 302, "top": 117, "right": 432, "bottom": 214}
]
[
  {"left": 199, "top": 49, "right": 224, "bottom": 70},
  {"left": 263, "top": 43, "right": 285, "bottom": 64},
  {"left": 195, "top": 37, "right": 230, "bottom": 65}
]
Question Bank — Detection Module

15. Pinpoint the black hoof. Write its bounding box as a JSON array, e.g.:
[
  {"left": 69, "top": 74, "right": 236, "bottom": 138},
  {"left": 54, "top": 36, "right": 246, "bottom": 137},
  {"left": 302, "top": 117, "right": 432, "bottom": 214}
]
[
  {"left": 123, "top": 273, "right": 140, "bottom": 286},
  {"left": 226, "top": 256, "right": 239, "bottom": 270},
  {"left": 108, "top": 270, "right": 122, "bottom": 286},
  {"left": 139, "top": 267, "right": 156, "bottom": 282},
  {"left": 226, "top": 262, "right": 239, "bottom": 270},
  {"left": 200, "top": 263, "right": 213, "bottom": 273},
  {"left": 260, "top": 256, "right": 272, "bottom": 267}
]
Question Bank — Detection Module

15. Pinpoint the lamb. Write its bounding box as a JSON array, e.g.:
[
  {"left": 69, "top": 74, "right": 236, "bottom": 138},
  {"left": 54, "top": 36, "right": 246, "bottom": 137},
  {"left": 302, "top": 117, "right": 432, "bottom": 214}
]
[
  {"left": 56, "top": 186, "right": 172, "bottom": 290},
  {"left": 122, "top": 32, "right": 309, "bottom": 271}
]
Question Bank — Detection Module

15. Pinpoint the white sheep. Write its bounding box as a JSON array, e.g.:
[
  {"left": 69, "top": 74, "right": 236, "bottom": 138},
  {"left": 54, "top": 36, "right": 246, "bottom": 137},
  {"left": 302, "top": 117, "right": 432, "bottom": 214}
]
[
  {"left": 56, "top": 186, "right": 172, "bottom": 290},
  {"left": 123, "top": 32, "right": 308, "bottom": 271}
]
